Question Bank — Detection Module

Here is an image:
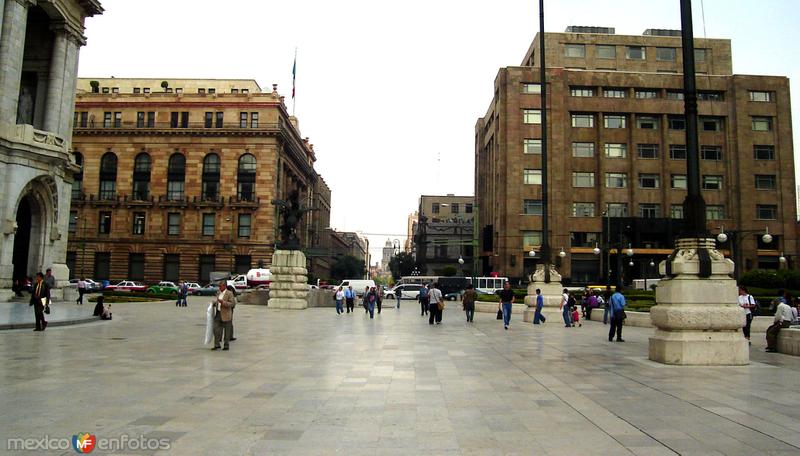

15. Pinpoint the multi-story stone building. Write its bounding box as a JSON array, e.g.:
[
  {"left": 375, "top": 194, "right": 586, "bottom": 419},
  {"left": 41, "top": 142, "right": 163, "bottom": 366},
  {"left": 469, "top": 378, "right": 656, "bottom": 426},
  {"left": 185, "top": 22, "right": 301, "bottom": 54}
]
[
  {"left": 404, "top": 211, "right": 417, "bottom": 252},
  {"left": 413, "top": 195, "right": 474, "bottom": 276},
  {"left": 476, "top": 27, "right": 796, "bottom": 284},
  {"left": 0, "top": 0, "right": 102, "bottom": 297},
  {"left": 68, "top": 78, "right": 327, "bottom": 283}
]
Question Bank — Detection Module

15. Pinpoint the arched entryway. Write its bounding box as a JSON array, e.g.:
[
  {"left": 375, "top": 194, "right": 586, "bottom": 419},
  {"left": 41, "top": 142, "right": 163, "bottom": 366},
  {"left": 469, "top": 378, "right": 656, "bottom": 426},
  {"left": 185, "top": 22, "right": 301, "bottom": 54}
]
[{"left": 11, "top": 187, "right": 49, "bottom": 283}]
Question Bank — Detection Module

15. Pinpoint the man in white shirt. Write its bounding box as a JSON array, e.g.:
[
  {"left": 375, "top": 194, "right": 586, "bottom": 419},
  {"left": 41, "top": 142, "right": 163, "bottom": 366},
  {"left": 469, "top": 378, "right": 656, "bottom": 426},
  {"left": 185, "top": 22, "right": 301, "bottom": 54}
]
[
  {"left": 737, "top": 286, "right": 756, "bottom": 343},
  {"left": 559, "top": 288, "right": 572, "bottom": 328},
  {"left": 766, "top": 293, "right": 793, "bottom": 352},
  {"left": 428, "top": 283, "right": 444, "bottom": 325},
  {"left": 76, "top": 278, "right": 86, "bottom": 305}
]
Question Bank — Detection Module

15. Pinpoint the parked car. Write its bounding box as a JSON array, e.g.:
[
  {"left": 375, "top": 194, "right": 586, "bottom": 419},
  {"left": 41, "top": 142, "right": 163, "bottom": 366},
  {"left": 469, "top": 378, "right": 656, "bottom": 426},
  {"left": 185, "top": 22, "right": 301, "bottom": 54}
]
[
  {"left": 67, "top": 278, "right": 102, "bottom": 291},
  {"left": 192, "top": 283, "right": 219, "bottom": 296},
  {"left": 185, "top": 282, "right": 201, "bottom": 294},
  {"left": 105, "top": 281, "right": 147, "bottom": 292},
  {"left": 147, "top": 281, "right": 179, "bottom": 295},
  {"left": 384, "top": 283, "right": 424, "bottom": 300},
  {"left": 444, "top": 292, "right": 460, "bottom": 301},
  {"left": 337, "top": 279, "right": 377, "bottom": 297}
]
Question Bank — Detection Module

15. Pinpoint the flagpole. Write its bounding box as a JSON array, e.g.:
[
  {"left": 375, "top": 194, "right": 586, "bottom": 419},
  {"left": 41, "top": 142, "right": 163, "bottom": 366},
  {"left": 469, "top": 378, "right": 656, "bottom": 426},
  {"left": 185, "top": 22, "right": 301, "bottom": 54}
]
[{"left": 292, "top": 47, "right": 297, "bottom": 116}]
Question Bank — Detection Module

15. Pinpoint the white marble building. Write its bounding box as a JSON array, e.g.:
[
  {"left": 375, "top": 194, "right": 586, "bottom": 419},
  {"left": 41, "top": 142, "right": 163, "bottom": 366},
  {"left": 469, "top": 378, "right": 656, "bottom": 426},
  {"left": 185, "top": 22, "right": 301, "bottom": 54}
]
[{"left": 0, "top": 0, "right": 102, "bottom": 298}]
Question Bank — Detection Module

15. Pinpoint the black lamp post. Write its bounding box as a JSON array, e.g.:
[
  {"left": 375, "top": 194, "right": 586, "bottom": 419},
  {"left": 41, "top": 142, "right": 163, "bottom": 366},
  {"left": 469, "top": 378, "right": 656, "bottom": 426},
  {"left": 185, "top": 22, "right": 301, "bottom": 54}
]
[{"left": 538, "top": 0, "right": 552, "bottom": 282}]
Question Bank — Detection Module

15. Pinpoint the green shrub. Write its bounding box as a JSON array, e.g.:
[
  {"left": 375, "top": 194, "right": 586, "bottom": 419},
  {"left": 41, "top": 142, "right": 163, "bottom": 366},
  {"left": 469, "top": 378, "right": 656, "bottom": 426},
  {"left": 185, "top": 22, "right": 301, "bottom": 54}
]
[
  {"left": 101, "top": 291, "right": 176, "bottom": 300},
  {"left": 477, "top": 294, "right": 500, "bottom": 302},
  {"left": 89, "top": 296, "right": 154, "bottom": 303},
  {"left": 740, "top": 269, "right": 800, "bottom": 290}
]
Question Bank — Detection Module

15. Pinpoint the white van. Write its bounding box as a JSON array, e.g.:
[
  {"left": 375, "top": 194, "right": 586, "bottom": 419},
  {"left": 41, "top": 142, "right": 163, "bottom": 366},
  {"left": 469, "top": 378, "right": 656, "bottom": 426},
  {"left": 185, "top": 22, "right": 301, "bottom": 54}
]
[{"left": 338, "top": 279, "right": 376, "bottom": 297}]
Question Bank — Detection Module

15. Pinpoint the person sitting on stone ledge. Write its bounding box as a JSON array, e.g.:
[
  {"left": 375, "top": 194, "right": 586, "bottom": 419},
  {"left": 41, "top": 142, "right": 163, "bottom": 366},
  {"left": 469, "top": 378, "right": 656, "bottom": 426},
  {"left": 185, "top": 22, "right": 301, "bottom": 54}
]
[{"left": 766, "top": 292, "right": 793, "bottom": 352}]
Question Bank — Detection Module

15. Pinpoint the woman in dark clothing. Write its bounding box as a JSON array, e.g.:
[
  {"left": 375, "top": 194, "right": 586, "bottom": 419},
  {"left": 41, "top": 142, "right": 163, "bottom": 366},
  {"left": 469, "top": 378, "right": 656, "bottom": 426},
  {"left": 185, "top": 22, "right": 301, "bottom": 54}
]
[
  {"left": 93, "top": 295, "right": 105, "bottom": 317},
  {"left": 462, "top": 284, "right": 477, "bottom": 322}
]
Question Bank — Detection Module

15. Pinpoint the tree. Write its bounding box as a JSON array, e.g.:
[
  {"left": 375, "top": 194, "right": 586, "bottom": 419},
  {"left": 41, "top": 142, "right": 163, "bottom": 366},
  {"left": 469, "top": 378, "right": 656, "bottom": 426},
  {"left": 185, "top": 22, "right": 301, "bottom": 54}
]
[
  {"left": 161, "top": 80, "right": 169, "bottom": 91},
  {"left": 89, "top": 80, "right": 99, "bottom": 93},
  {"left": 438, "top": 266, "right": 457, "bottom": 277},
  {"left": 388, "top": 252, "right": 416, "bottom": 279},
  {"left": 330, "top": 255, "right": 365, "bottom": 282}
]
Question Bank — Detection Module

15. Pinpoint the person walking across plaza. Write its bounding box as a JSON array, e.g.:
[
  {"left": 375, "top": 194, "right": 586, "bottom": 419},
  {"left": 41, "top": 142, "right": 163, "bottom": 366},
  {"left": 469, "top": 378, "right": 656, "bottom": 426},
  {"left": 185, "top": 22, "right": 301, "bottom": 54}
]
[
  {"left": 533, "top": 288, "right": 546, "bottom": 324},
  {"left": 44, "top": 268, "right": 56, "bottom": 291},
  {"left": 396, "top": 286, "right": 402, "bottom": 309},
  {"left": 560, "top": 288, "right": 572, "bottom": 328},
  {"left": 462, "top": 284, "right": 477, "bottom": 322},
  {"left": 766, "top": 293, "right": 793, "bottom": 352},
  {"left": 376, "top": 287, "right": 383, "bottom": 314},
  {"left": 428, "top": 282, "right": 443, "bottom": 325},
  {"left": 498, "top": 281, "right": 515, "bottom": 330},
  {"left": 30, "top": 272, "right": 50, "bottom": 331},
  {"left": 335, "top": 286, "right": 345, "bottom": 315},
  {"left": 366, "top": 287, "right": 377, "bottom": 318},
  {"left": 419, "top": 283, "right": 429, "bottom": 316},
  {"left": 608, "top": 286, "right": 626, "bottom": 342},
  {"left": 363, "top": 286, "right": 370, "bottom": 313},
  {"left": 212, "top": 281, "right": 236, "bottom": 351},
  {"left": 345, "top": 286, "right": 355, "bottom": 313},
  {"left": 76, "top": 277, "right": 86, "bottom": 305},
  {"left": 738, "top": 286, "right": 756, "bottom": 344}
]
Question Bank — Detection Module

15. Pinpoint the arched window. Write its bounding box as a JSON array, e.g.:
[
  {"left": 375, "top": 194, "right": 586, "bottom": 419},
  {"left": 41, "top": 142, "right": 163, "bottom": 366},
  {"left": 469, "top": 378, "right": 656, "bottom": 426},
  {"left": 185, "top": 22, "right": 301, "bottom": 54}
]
[
  {"left": 202, "top": 153, "right": 220, "bottom": 201},
  {"left": 71, "top": 152, "right": 83, "bottom": 200},
  {"left": 237, "top": 153, "right": 256, "bottom": 201},
  {"left": 99, "top": 152, "right": 117, "bottom": 200},
  {"left": 132, "top": 152, "right": 151, "bottom": 200},
  {"left": 166, "top": 152, "right": 185, "bottom": 201}
]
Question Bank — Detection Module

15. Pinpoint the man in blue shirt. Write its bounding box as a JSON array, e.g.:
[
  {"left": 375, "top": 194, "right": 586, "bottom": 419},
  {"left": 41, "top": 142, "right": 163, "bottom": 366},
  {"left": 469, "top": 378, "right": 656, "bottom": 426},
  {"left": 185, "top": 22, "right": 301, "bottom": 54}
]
[
  {"left": 344, "top": 286, "right": 355, "bottom": 313},
  {"left": 608, "top": 286, "right": 626, "bottom": 342},
  {"left": 419, "top": 284, "right": 429, "bottom": 316},
  {"left": 533, "top": 288, "right": 545, "bottom": 324}
]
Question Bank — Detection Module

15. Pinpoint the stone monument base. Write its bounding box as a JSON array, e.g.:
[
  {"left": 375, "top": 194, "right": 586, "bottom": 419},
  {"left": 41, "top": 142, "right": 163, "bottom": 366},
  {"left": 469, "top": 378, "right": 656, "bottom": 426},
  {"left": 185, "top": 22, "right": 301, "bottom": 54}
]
[
  {"left": 268, "top": 250, "right": 309, "bottom": 310},
  {"left": 523, "top": 264, "right": 564, "bottom": 322}
]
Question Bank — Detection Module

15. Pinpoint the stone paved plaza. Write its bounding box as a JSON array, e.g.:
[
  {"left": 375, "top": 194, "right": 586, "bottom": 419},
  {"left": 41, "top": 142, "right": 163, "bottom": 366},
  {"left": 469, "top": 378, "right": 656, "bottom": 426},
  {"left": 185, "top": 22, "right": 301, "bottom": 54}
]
[{"left": 2, "top": 297, "right": 800, "bottom": 455}]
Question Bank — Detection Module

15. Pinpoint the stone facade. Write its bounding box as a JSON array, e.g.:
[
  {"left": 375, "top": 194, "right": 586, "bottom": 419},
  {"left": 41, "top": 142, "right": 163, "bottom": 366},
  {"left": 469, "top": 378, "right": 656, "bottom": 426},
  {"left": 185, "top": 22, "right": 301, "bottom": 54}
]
[
  {"left": 68, "top": 78, "right": 328, "bottom": 284},
  {"left": 413, "top": 195, "right": 474, "bottom": 276},
  {"left": 0, "top": 0, "right": 102, "bottom": 297},
  {"left": 476, "top": 29, "right": 796, "bottom": 283}
]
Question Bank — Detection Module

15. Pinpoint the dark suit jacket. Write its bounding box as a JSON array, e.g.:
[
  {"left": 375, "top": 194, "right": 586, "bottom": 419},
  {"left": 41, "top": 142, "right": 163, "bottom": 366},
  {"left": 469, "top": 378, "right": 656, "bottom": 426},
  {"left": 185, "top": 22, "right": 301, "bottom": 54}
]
[{"left": 30, "top": 281, "right": 51, "bottom": 309}]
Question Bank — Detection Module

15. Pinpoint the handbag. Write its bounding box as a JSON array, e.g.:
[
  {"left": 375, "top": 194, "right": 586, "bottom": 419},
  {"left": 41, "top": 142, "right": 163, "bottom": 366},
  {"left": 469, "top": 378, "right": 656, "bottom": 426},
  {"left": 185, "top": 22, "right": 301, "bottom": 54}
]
[
  {"left": 44, "top": 305, "right": 51, "bottom": 314},
  {"left": 438, "top": 301, "right": 444, "bottom": 311},
  {"left": 496, "top": 309, "right": 503, "bottom": 320},
  {"left": 618, "top": 309, "right": 627, "bottom": 320}
]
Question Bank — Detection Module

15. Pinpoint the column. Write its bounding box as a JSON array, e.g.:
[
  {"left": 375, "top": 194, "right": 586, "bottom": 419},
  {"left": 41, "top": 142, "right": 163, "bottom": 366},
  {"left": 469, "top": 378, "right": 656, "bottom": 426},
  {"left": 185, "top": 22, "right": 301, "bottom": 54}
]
[
  {"left": 33, "top": 71, "right": 47, "bottom": 128},
  {"left": 57, "top": 35, "right": 80, "bottom": 138},
  {"left": 0, "top": 0, "right": 6, "bottom": 49},
  {"left": 43, "top": 27, "right": 68, "bottom": 134},
  {"left": 0, "top": 0, "right": 30, "bottom": 124}
]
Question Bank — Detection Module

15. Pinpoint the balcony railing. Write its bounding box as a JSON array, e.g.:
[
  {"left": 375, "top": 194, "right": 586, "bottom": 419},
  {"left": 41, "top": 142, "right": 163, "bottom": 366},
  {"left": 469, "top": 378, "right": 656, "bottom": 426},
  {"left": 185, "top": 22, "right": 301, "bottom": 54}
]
[{"left": 73, "top": 121, "right": 279, "bottom": 131}]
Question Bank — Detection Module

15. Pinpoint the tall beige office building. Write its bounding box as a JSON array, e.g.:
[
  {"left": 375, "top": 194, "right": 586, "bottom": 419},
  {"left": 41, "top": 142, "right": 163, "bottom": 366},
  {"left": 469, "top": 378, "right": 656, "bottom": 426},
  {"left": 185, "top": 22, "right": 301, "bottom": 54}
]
[{"left": 475, "top": 27, "right": 796, "bottom": 285}]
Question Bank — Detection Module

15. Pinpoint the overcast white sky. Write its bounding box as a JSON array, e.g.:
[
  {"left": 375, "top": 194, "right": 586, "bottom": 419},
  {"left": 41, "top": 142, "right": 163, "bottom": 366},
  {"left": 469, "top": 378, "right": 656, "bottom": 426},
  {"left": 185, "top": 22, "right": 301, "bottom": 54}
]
[{"left": 78, "top": 0, "right": 800, "bottom": 263}]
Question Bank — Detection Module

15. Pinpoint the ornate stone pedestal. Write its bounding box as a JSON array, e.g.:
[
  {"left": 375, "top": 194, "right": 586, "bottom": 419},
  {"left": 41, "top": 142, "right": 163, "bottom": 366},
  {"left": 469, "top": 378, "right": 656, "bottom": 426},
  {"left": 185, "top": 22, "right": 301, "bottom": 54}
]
[
  {"left": 648, "top": 238, "right": 748, "bottom": 365},
  {"left": 523, "top": 264, "right": 565, "bottom": 323},
  {"left": 267, "top": 250, "right": 308, "bottom": 309}
]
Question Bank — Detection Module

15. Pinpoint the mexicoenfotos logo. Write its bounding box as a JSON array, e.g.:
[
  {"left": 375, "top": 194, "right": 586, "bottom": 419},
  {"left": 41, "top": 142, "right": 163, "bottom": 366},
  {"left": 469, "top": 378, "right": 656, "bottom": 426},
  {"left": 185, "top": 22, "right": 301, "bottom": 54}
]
[{"left": 72, "top": 433, "right": 97, "bottom": 453}]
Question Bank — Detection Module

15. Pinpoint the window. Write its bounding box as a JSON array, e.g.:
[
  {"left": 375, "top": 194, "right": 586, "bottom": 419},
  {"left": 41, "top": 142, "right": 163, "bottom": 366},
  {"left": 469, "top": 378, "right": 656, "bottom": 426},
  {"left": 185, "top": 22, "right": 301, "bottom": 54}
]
[
  {"left": 136, "top": 111, "right": 145, "bottom": 128},
  {"left": 202, "top": 213, "right": 215, "bottom": 236},
  {"left": 702, "top": 175, "right": 723, "bottom": 190},
  {"left": 238, "top": 214, "right": 252, "bottom": 237},
  {"left": 170, "top": 112, "right": 178, "bottom": 128},
  {"left": 102, "top": 87, "right": 109, "bottom": 94},
  {"left": 181, "top": 112, "right": 189, "bottom": 128},
  {"left": 571, "top": 232, "right": 600, "bottom": 247},
  {"left": 250, "top": 112, "right": 259, "bottom": 128},
  {"left": 572, "top": 202, "right": 595, "bottom": 217},
  {"left": 669, "top": 144, "right": 687, "bottom": 159},
  {"left": 237, "top": 154, "right": 257, "bottom": 201},
  {"left": 239, "top": 112, "right": 247, "bottom": 128},
  {"left": 146, "top": 112, "right": 155, "bottom": 127},
  {"left": 571, "top": 113, "right": 594, "bottom": 128},
  {"left": 564, "top": 44, "right": 585, "bottom": 58},
  {"left": 202, "top": 153, "right": 220, "bottom": 201},
  {"left": 523, "top": 138, "right": 541, "bottom": 154},
  {"left": 604, "top": 115, "right": 626, "bottom": 129},
  {"left": 522, "top": 83, "right": 541, "bottom": 94},
  {"left": 522, "top": 231, "right": 542, "bottom": 248},
  {"left": 204, "top": 112, "right": 213, "bottom": 128},
  {"left": 668, "top": 116, "right": 686, "bottom": 130},
  {"left": 129, "top": 253, "right": 145, "bottom": 281},
  {"left": 749, "top": 91, "right": 774, "bottom": 102},
  {"left": 143, "top": 87, "right": 151, "bottom": 94},
  {"left": 570, "top": 87, "right": 594, "bottom": 97},
  {"left": 639, "top": 173, "right": 660, "bottom": 188},
  {"left": 231, "top": 88, "right": 239, "bottom": 94},
  {"left": 523, "top": 169, "right": 542, "bottom": 185},
  {"left": 77, "top": 111, "right": 88, "bottom": 127},
  {"left": 451, "top": 203, "right": 459, "bottom": 213},
  {"left": 666, "top": 90, "right": 684, "bottom": 100},
  {"left": 69, "top": 210, "right": 77, "bottom": 233},
  {"left": 656, "top": 47, "right": 676, "bottom": 61},
  {"left": 606, "top": 203, "right": 628, "bottom": 217},
  {"left": 755, "top": 175, "right": 777, "bottom": 190},
  {"left": 596, "top": 45, "right": 616, "bottom": 59},
  {"left": 132, "top": 212, "right": 146, "bottom": 235},
  {"left": 639, "top": 204, "right": 661, "bottom": 218},
  {"left": 572, "top": 142, "right": 594, "bottom": 157},
  {"left": 706, "top": 205, "right": 725, "bottom": 220},
  {"left": 99, "top": 152, "right": 117, "bottom": 200},
  {"left": 637, "top": 115, "right": 658, "bottom": 129},
  {"left": 626, "top": 46, "right": 645, "bottom": 60},
  {"left": 103, "top": 111, "right": 111, "bottom": 127},
  {"left": 215, "top": 112, "right": 223, "bottom": 128},
  {"left": 94, "top": 252, "right": 110, "bottom": 281},
  {"left": 208, "top": 88, "right": 215, "bottom": 94},
  {"left": 163, "top": 254, "right": 180, "bottom": 283},
  {"left": 523, "top": 109, "right": 541, "bottom": 124},
  {"left": 113, "top": 112, "right": 122, "bottom": 128},
  {"left": 167, "top": 153, "right": 186, "bottom": 201},
  {"left": 132, "top": 153, "right": 151, "bottom": 200},
  {"left": 432, "top": 203, "right": 440, "bottom": 214},
  {"left": 670, "top": 205, "right": 684, "bottom": 219},
  {"left": 603, "top": 88, "right": 626, "bottom": 98},
  {"left": 752, "top": 116, "right": 772, "bottom": 132},
  {"left": 637, "top": 144, "right": 659, "bottom": 159},
  {"left": 175, "top": 88, "right": 183, "bottom": 94},
  {"left": 199, "top": 255, "right": 215, "bottom": 283},
  {"left": 754, "top": 145, "right": 775, "bottom": 160},
  {"left": 605, "top": 173, "right": 628, "bottom": 188},
  {"left": 700, "top": 146, "right": 722, "bottom": 161},
  {"left": 694, "top": 48, "right": 707, "bottom": 62},
  {"left": 234, "top": 255, "right": 251, "bottom": 274},
  {"left": 133, "top": 88, "right": 141, "bottom": 94},
  {"left": 241, "top": 89, "right": 249, "bottom": 94},
  {"left": 671, "top": 174, "right": 687, "bottom": 189},
  {"left": 98, "top": 211, "right": 112, "bottom": 234},
  {"left": 465, "top": 203, "right": 473, "bottom": 213},
  {"left": 198, "top": 88, "right": 206, "bottom": 94},
  {"left": 604, "top": 143, "right": 627, "bottom": 158},
  {"left": 698, "top": 91, "right": 724, "bottom": 101},
  {"left": 523, "top": 199, "right": 543, "bottom": 215},
  {"left": 701, "top": 117, "right": 723, "bottom": 132},
  {"left": 171, "top": 111, "right": 188, "bottom": 127},
  {"left": 167, "top": 213, "right": 181, "bottom": 235},
  {"left": 72, "top": 152, "right": 83, "bottom": 199},
  {"left": 572, "top": 172, "right": 595, "bottom": 187},
  {"left": 635, "top": 89, "right": 658, "bottom": 99},
  {"left": 756, "top": 204, "right": 777, "bottom": 220}
]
